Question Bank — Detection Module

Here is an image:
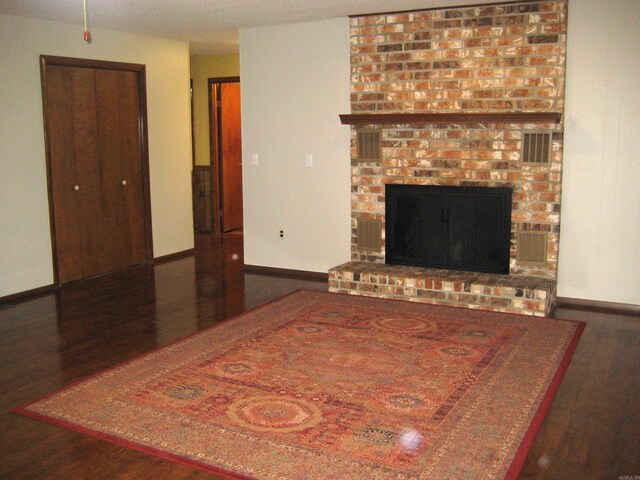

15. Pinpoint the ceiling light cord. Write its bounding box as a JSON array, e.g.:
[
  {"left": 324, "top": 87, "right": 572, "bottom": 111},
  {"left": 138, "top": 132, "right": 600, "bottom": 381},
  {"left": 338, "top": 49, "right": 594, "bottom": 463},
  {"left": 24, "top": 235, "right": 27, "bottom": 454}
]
[{"left": 83, "top": 0, "right": 91, "bottom": 43}]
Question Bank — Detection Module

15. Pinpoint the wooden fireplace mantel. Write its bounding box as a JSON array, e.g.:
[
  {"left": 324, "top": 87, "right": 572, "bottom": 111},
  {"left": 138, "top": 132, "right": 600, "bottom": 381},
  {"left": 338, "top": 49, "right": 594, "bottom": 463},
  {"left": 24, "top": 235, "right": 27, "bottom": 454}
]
[{"left": 339, "top": 112, "right": 562, "bottom": 125}]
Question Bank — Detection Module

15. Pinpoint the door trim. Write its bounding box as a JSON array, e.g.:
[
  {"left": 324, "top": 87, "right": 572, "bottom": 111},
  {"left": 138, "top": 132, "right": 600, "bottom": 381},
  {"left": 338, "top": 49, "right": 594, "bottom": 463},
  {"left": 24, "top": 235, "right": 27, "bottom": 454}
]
[
  {"left": 207, "top": 76, "right": 240, "bottom": 233},
  {"left": 40, "top": 55, "right": 154, "bottom": 285}
]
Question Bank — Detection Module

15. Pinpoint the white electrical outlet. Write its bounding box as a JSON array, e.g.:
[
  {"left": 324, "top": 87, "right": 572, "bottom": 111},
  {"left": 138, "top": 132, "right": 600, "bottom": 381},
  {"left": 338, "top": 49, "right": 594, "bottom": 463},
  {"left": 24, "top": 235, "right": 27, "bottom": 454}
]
[
  {"left": 305, "top": 154, "right": 313, "bottom": 168},
  {"left": 251, "top": 153, "right": 259, "bottom": 166},
  {"left": 279, "top": 229, "right": 284, "bottom": 239}
]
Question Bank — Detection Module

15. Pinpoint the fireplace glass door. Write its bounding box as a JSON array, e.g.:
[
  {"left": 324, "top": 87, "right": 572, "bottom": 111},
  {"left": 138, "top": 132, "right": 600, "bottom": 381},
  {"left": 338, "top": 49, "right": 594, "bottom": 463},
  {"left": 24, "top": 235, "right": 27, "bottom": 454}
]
[{"left": 385, "top": 185, "right": 512, "bottom": 274}]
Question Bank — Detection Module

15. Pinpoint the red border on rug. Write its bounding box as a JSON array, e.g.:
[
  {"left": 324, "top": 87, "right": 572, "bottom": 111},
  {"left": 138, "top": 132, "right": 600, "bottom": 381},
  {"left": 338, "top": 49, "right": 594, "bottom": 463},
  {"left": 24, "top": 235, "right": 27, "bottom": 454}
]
[
  {"left": 504, "top": 320, "right": 586, "bottom": 479},
  {"left": 13, "top": 406, "right": 256, "bottom": 480}
]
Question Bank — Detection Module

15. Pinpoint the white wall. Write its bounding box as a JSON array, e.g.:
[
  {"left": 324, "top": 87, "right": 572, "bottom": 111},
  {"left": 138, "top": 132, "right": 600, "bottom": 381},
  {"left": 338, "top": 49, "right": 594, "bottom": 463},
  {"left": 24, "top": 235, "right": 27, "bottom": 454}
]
[
  {"left": 558, "top": 0, "right": 640, "bottom": 305},
  {"left": 239, "top": 7, "right": 639, "bottom": 306},
  {"left": 240, "top": 19, "right": 351, "bottom": 273},
  {"left": 0, "top": 14, "right": 193, "bottom": 297}
]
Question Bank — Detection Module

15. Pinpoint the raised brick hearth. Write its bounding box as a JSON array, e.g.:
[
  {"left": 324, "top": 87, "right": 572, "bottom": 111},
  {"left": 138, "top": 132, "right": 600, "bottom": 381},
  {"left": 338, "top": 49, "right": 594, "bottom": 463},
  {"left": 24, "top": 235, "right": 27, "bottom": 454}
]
[
  {"left": 329, "top": 0, "right": 567, "bottom": 316},
  {"left": 329, "top": 262, "right": 556, "bottom": 316}
]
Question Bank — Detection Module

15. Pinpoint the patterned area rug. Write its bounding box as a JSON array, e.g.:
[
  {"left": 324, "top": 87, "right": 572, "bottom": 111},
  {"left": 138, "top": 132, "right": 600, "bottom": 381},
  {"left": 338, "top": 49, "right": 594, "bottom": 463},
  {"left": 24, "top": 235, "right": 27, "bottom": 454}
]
[{"left": 15, "top": 290, "right": 584, "bottom": 479}]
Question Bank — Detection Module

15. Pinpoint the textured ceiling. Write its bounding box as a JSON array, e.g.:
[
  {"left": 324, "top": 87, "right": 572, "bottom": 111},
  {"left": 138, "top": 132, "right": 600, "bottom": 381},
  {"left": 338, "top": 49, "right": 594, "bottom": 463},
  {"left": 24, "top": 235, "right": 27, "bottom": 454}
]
[{"left": 0, "top": 0, "right": 497, "bottom": 55}]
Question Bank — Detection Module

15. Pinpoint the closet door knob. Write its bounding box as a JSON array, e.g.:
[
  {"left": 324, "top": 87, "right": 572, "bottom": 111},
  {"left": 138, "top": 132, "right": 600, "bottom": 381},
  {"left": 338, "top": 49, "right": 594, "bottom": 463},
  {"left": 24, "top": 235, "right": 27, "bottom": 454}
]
[
  {"left": 121, "top": 179, "right": 127, "bottom": 185},
  {"left": 73, "top": 184, "right": 80, "bottom": 191}
]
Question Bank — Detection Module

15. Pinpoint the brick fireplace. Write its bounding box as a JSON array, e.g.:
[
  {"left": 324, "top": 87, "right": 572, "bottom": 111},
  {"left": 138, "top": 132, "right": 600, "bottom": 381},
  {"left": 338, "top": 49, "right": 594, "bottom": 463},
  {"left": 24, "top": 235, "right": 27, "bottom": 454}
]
[{"left": 329, "top": 0, "right": 567, "bottom": 316}]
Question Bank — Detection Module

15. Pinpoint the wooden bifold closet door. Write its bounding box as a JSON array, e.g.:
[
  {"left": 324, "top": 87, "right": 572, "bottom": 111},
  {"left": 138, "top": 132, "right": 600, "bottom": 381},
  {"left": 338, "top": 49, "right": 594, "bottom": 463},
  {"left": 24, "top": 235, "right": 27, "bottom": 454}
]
[{"left": 41, "top": 56, "right": 152, "bottom": 285}]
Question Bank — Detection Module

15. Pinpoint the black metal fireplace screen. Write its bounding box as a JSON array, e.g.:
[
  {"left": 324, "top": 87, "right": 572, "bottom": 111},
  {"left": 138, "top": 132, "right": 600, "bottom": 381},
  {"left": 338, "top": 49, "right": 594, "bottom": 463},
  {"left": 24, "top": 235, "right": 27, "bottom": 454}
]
[{"left": 385, "top": 184, "right": 512, "bottom": 274}]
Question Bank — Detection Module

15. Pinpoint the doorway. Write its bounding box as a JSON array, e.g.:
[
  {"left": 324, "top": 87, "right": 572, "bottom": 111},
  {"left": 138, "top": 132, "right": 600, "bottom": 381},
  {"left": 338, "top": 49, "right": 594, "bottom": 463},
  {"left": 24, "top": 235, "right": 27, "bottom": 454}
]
[
  {"left": 207, "top": 77, "right": 243, "bottom": 233},
  {"left": 40, "top": 56, "right": 153, "bottom": 285}
]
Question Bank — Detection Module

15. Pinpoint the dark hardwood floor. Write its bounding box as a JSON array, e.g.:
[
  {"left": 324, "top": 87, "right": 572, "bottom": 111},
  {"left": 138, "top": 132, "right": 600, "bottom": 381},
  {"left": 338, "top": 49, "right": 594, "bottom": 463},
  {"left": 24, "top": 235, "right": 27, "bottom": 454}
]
[{"left": 1, "top": 233, "right": 638, "bottom": 479}]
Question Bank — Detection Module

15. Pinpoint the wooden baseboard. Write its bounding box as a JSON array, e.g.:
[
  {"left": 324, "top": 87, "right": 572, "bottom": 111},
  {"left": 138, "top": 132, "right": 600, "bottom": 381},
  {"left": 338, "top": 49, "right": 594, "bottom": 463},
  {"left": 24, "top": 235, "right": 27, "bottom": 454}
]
[
  {"left": 556, "top": 296, "right": 640, "bottom": 316},
  {"left": 0, "top": 284, "right": 56, "bottom": 305},
  {"left": 243, "top": 265, "right": 328, "bottom": 282},
  {"left": 154, "top": 248, "right": 195, "bottom": 264}
]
